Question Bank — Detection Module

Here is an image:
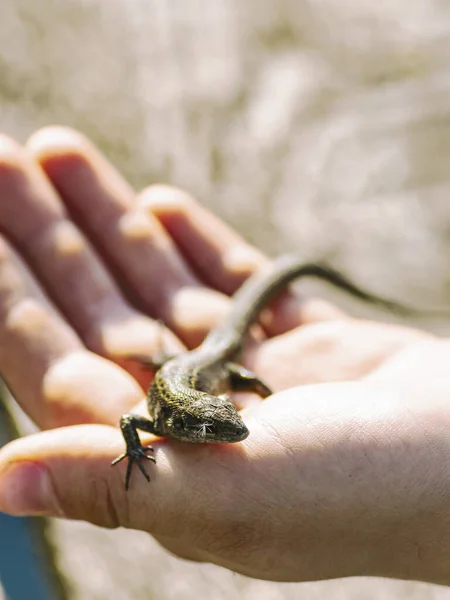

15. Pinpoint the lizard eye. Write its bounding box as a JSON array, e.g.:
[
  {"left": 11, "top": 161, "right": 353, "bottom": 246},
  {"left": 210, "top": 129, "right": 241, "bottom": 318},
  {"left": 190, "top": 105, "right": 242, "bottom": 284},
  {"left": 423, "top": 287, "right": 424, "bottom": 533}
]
[{"left": 183, "top": 414, "right": 200, "bottom": 428}]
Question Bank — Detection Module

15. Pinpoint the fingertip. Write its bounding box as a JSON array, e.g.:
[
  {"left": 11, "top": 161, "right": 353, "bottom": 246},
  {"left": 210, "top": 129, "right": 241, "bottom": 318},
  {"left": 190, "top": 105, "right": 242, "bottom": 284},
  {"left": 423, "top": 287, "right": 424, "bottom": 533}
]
[
  {"left": 0, "top": 135, "right": 29, "bottom": 182},
  {"left": 42, "top": 350, "right": 145, "bottom": 428},
  {"left": 0, "top": 425, "right": 129, "bottom": 525},
  {"left": 26, "top": 126, "right": 89, "bottom": 160},
  {"left": 25, "top": 126, "right": 95, "bottom": 185},
  {"left": 0, "top": 134, "right": 24, "bottom": 163},
  {"left": 138, "top": 184, "right": 196, "bottom": 216},
  {"left": 0, "top": 459, "right": 64, "bottom": 517}
]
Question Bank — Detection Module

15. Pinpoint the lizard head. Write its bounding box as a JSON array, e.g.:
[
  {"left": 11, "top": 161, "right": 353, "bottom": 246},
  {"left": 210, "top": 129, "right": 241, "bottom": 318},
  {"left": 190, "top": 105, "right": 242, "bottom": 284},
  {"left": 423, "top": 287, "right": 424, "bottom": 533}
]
[{"left": 170, "top": 394, "right": 249, "bottom": 443}]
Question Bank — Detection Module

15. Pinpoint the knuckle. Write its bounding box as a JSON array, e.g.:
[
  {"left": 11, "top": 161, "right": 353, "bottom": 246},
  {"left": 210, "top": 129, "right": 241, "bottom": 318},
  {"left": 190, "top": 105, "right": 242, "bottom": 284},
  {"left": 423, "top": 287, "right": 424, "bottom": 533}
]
[{"left": 84, "top": 475, "right": 124, "bottom": 529}]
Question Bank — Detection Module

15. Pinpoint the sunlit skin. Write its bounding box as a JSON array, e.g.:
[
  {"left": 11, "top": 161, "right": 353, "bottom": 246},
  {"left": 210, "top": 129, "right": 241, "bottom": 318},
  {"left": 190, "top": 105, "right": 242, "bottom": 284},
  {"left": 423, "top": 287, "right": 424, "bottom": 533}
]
[{"left": 0, "top": 128, "right": 450, "bottom": 584}]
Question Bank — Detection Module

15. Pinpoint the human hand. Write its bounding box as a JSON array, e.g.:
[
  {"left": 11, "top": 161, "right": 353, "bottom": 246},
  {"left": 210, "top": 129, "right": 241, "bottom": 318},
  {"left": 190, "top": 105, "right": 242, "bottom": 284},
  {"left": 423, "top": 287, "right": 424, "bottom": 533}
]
[{"left": 0, "top": 127, "right": 448, "bottom": 584}]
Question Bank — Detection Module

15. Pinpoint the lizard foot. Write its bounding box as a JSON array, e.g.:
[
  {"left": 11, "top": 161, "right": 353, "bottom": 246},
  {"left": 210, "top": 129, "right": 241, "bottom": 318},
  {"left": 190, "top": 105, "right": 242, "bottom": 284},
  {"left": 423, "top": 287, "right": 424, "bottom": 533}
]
[{"left": 111, "top": 445, "right": 155, "bottom": 491}]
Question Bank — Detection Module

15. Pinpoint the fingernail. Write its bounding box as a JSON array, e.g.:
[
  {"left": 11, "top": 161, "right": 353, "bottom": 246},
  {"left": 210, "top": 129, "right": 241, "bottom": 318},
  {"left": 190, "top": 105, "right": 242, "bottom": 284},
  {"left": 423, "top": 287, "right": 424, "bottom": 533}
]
[{"left": 0, "top": 462, "right": 64, "bottom": 517}]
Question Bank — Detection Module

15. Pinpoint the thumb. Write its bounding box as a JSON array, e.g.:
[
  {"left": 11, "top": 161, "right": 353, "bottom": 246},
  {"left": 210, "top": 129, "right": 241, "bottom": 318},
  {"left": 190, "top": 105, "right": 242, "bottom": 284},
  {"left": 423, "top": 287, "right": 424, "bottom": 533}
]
[
  {"left": 0, "top": 423, "right": 248, "bottom": 535},
  {"left": 0, "top": 425, "right": 169, "bottom": 529}
]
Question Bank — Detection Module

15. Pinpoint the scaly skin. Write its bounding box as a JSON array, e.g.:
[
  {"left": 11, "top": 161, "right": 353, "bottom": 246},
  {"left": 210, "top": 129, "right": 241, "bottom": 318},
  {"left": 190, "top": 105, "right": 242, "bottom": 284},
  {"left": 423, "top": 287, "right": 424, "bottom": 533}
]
[{"left": 112, "top": 256, "right": 421, "bottom": 490}]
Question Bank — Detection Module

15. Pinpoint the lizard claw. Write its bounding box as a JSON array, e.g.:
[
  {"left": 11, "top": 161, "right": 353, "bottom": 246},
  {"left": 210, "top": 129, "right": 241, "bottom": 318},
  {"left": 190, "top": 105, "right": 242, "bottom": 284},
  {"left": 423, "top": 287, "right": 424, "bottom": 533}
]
[{"left": 111, "top": 445, "right": 156, "bottom": 491}]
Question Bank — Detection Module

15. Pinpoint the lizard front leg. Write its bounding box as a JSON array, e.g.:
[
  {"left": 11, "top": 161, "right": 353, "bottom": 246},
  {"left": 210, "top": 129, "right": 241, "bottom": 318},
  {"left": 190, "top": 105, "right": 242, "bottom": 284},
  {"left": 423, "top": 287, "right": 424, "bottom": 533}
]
[
  {"left": 227, "top": 362, "right": 273, "bottom": 398},
  {"left": 111, "top": 414, "right": 157, "bottom": 490}
]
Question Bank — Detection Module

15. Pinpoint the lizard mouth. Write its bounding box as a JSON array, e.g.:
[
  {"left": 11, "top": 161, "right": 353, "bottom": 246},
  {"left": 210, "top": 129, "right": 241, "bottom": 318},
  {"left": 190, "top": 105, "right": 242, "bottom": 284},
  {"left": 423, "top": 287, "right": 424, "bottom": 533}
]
[
  {"left": 232, "top": 423, "right": 250, "bottom": 441},
  {"left": 171, "top": 422, "right": 249, "bottom": 444},
  {"left": 202, "top": 421, "right": 249, "bottom": 443}
]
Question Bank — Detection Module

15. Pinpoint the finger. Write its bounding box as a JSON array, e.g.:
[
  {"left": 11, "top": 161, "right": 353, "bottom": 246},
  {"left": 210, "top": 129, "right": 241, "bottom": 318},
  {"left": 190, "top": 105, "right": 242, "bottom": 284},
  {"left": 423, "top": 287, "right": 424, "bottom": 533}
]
[
  {"left": 0, "top": 418, "right": 287, "bottom": 582},
  {"left": 0, "top": 135, "right": 182, "bottom": 377},
  {"left": 140, "top": 185, "right": 267, "bottom": 293},
  {"left": 0, "top": 424, "right": 248, "bottom": 536},
  {"left": 0, "top": 229, "right": 143, "bottom": 427},
  {"left": 27, "top": 128, "right": 230, "bottom": 347},
  {"left": 0, "top": 418, "right": 323, "bottom": 577},
  {"left": 141, "top": 185, "right": 346, "bottom": 335}
]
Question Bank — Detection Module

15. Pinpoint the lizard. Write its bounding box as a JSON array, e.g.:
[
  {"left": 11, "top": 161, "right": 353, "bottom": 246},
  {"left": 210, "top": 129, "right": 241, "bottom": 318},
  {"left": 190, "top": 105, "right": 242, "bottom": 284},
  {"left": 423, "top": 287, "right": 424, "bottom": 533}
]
[{"left": 112, "top": 256, "right": 431, "bottom": 490}]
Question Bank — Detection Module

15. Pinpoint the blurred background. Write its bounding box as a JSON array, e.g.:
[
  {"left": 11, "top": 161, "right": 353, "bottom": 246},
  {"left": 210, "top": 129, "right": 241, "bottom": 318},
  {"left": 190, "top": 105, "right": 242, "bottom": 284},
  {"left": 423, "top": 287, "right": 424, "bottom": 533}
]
[{"left": 1, "top": 0, "right": 450, "bottom": 598}]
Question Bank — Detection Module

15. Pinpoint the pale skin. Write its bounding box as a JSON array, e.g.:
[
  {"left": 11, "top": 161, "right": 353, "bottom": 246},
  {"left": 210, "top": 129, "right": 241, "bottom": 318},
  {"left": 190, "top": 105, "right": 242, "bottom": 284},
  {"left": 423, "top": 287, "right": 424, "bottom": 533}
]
[{"left": 0, "top": 128, "right": 449, "bottom": 584}]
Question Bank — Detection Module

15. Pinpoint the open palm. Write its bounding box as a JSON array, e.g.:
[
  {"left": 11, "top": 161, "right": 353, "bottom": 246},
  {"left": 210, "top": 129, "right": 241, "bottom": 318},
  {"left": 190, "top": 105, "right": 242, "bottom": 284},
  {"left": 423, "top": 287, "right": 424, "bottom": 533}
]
[{"left": 0, "top": 127, "right": 446, "bottom": 584}]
